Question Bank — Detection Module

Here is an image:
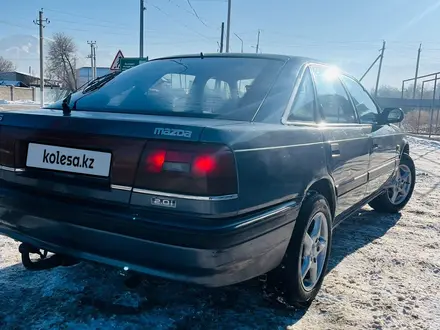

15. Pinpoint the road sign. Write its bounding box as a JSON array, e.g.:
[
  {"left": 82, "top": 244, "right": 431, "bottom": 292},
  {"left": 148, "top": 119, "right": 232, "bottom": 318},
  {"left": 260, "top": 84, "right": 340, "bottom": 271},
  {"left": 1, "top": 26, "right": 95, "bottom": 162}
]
[
  {"left": 120, "top": 57, "right": 149, "bottom": 71},
  {"left": 110, "top": 50, "right": 124, "bottom": 71}
]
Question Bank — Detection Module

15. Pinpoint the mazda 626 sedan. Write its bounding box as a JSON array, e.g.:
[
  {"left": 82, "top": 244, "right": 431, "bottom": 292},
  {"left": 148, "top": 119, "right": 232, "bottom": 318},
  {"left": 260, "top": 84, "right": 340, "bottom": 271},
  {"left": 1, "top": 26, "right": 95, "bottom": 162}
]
[{"left": 0, "top": 53, "right": 415, "bottom": 308}]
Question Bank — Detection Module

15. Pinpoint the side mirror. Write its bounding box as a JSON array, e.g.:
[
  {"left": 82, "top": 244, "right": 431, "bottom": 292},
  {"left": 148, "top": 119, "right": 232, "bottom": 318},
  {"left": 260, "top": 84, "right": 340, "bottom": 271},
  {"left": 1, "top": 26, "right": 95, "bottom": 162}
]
[{"left": 378, "top": 107, "right": 404, "bottom": 125}]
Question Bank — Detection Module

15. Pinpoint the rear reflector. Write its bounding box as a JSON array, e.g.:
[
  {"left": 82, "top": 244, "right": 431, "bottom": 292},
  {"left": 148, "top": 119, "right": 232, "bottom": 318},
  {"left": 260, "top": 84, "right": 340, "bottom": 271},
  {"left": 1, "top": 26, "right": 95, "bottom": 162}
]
[{"left": 135, "top": 141, "right": 237, "bottom": 196}]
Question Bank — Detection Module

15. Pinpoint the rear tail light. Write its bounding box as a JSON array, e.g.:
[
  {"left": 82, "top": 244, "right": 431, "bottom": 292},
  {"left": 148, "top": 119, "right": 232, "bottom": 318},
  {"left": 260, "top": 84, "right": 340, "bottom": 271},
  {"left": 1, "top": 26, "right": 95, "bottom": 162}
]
[
  {"left": 145, "top": 150, "right": 166, "bottom": 173},
  {"left": 135, "top": 141, "right": 237, "bottom": 196},
  {"left": 192, "top": 155, "right": 216, "bottom": 176}
]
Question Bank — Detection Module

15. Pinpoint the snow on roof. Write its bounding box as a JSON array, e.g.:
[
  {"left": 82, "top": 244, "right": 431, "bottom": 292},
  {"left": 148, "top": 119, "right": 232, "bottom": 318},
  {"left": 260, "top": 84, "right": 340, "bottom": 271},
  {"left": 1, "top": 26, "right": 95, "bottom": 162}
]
[{"left": 0, "top": 71, "right": 40, "bottom": 79}]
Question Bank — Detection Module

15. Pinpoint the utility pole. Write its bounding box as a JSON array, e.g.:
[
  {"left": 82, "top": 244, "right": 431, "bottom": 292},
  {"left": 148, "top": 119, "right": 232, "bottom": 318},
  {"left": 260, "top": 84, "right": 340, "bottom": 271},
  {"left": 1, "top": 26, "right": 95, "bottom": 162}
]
[
  {"left": 87, "top": 41, "right": 97, "bottom": 80},
  {"left": 359, "top": 54, "right": 381, "bottom": 82},
  {"left": 374, "top": 40, "right": 386, "bottom": 98},
  {"left": 225, "top": 0, "right": 231, "bottom": 53},
  {"left": 412, "top": 43, "right": 422, "bottom": 99},
  {"left": 220, "top": 22, "right": 224, "bottom": 53},
  {"left": 93, "top": 45, "right": 97, "bottom": 79},
  {"left": 234, "top": 33, "right": 243, "bottom": 53},
  {"left": 33, "top": 8, "right": 49, "bottom": 107},
  {"left": 73, "top": 57, "right": 77, "bottom": 90},
  {"left": 255, "top": 29, "right": 261, "bottom": 54},
  {"left": 139, "top": 0, "right": 146, "bottom": 57}
]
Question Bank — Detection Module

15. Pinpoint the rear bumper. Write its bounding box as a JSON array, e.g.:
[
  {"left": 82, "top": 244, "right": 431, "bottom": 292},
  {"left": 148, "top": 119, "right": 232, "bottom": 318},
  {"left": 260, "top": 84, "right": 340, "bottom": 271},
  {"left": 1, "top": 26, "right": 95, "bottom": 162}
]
[{"left": 0, "top": 185, "right": 299, "bottom": 287}]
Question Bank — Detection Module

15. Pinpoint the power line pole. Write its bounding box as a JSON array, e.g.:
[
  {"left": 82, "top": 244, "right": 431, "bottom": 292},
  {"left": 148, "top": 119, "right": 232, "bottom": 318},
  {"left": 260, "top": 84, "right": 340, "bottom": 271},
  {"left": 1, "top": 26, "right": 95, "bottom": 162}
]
[
  {"left": 412, "top": 43, "right": 422, "bottom": 99},
  {"left": 93, "top": 44, "right": 97, "bottom": 79},
  {"left": 374, "top": 40, "right": 386, "bottom": 98},
  {"left": 234, "top": 33, "right": 243, "bottom": 53},
  {"left": 225, "top": 0, "right": 231, "bottom": 53},
  {"left": 139, "top": 0, "right": 145, "bottom": 57},
  {"left": 73, "top": 57, "right": 77, "bottom": 90},
  {"left": 359, "top": 54, "right": 381, "bottom": 82},
  {"left": 219, "top": 22, "right": 224, "bottom": 53},
  {"left": 255, "top": 29, "right": 261, "bottom": 54},
  {"left": 33, "top": 8, "right": 49, "bottom": 107},
  {"left": 87, "top": 41, "right": 97, "bottom": 80}
]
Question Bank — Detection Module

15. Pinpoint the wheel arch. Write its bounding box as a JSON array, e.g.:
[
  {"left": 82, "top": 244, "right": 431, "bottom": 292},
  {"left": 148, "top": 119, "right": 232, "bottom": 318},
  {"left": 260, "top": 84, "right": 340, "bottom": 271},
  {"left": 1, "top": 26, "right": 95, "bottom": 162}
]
[
  {"left": 401, "top": 137, "right": 410, "bottom": 157},
  {"left": 303, "top": 177, "right": 337, "bottom": 218},
  {"left": 402, "top": 142, "right": 409, "bottom": 156}
]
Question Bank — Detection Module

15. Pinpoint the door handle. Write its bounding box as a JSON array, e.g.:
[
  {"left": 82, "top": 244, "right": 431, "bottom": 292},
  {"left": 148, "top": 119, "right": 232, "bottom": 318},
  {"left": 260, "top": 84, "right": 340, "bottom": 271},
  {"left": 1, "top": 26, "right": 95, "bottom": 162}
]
[
  {"left": 330, "top": 143, "right": 340, "bottom": 157},
  {"left": 372, "top": 143, "right": 380, "bottom": 151}
]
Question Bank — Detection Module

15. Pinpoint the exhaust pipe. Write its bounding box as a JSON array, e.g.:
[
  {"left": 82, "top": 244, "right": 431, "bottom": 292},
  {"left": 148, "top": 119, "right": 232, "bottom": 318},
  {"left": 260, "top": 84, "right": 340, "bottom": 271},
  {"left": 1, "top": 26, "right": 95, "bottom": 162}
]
[{"left": 19, "top": 243, "right": 79, "bottom": 271}]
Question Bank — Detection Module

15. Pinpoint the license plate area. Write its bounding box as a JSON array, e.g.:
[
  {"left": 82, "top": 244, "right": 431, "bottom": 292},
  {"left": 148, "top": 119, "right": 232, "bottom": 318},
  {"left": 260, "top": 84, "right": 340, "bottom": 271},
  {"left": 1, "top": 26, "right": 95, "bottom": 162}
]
[{"left": 26, "top": 143, "right": 112, "bottom": 177}]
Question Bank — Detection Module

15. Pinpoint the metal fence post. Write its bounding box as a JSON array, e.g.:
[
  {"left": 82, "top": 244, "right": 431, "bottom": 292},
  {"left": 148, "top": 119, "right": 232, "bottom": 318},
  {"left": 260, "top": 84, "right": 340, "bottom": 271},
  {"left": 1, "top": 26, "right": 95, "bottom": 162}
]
[
  {"left": 429, "top": 74, "right": 438, "bottom": 138},
  {"left": 401, "top": 80, "right": 405, "bottom": 99},
  {"left": 417, "top": 82, "right": 425, "bottom": 134},
  {"left": 435, "top": 108, "right": 440, "bottom": 135}
]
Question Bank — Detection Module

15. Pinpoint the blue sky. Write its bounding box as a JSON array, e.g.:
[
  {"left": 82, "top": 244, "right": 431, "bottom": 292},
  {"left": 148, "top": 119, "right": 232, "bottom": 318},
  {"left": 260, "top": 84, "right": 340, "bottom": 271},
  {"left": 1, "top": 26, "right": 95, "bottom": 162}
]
[{"left": 2, "top": 0, "right": 440, "bottom": 89}]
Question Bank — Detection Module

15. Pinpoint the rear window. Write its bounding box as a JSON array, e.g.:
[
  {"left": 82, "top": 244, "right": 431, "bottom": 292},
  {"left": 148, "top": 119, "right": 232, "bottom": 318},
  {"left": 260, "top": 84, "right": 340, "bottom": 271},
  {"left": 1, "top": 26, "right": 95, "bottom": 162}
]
[{"left": 74, "top": 56, "right": 285, "bottom": 120}]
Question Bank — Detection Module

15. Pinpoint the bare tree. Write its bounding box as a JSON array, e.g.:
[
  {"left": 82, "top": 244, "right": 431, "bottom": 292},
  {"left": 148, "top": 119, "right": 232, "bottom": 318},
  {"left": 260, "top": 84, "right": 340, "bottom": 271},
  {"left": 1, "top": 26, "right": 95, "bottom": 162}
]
[
  {"left": 0, "top": 56, "right": 15, "bottom": 72},
  {"left": 46, "top": 33, "right": 78, "bottom": 91},
  {"left": 373, "top": 84, "right": 432, "bottom": 99},
  {"left": 372, "top": 85, "right": 401, "bottom": 98}
]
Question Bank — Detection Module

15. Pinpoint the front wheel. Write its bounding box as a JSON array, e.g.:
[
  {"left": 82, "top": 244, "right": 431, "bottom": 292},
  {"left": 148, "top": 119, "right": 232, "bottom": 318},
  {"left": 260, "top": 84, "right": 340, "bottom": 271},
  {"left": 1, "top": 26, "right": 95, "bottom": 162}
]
[
  {"left": 269, "top": 193, "right": 332, "bottom": 308},
  {"left": 369, "top": 153, "right": 416, "bottom": 213}
]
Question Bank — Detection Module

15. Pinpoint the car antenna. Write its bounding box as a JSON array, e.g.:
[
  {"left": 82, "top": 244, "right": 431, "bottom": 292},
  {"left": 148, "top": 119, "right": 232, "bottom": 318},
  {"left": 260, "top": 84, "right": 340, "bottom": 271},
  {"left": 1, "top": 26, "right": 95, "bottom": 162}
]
[{"left": 200, "top": 52, "right": 204, "bottom": 59}]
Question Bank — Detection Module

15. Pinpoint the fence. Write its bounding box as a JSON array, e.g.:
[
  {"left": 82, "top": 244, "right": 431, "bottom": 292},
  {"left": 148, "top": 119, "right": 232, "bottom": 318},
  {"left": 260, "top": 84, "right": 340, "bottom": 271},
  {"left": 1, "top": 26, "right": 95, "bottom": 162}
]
[
  {"left": 0, "top": 86, "right": 36, "bottom": 102},
  {"left": 34, "top": 87, "right": 68, "bottom": 105},
  {"left": 375, "top": 97, "right": 440, "bottom": 137},
  {"left": 401, "top": 107, "right": 440, "bottom": 137}
]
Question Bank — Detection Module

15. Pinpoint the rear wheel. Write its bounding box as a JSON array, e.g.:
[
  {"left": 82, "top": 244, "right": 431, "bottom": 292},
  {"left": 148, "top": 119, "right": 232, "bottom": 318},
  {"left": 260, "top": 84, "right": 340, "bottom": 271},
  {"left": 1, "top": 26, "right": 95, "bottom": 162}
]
[
  {"left": 368, "top": 153, "right": 415, "bottom": 213},
  {"left": 270, "top": 193, "right": 332, "bottom": 308}
]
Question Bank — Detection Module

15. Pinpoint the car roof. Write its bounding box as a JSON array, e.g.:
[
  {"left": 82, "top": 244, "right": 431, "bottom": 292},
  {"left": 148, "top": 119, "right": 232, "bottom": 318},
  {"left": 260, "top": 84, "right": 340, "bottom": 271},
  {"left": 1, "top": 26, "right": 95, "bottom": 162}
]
[
  {"left": 148, "top": 53, "right": 361, "bottom": 83},
  {"left": 151, "top": 53, "right": 325, "bottom": 66}
]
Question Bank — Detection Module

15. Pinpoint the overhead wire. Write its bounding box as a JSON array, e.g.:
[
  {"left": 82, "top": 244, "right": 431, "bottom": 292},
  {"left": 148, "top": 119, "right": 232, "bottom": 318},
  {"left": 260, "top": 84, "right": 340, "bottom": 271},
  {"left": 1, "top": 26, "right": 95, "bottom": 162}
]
[
  {"left": 167, "top": 0, "right": 212, "bottom": 29},
  {"left": 0, "top": 20, "right": 31, "bottom": 30},
  {"left": 48, "top": 17, "right": 137, "bottom": 32},
  {"left": 44, "top": 8, "right": 131, "bottom": 28},
  {"left": 185, "top": 0, "right": 209, "bottom": 27},
  {"left": 148, "top": 2, "right": 215, "bottom": 41}
]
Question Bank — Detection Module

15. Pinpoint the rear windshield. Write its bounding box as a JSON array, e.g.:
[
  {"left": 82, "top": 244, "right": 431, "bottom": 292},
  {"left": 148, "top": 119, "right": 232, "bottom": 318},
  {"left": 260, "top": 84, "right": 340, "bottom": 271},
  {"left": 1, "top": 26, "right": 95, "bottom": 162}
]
[{"left": 74, "top": 56, "right": 285, "bottom": 120}]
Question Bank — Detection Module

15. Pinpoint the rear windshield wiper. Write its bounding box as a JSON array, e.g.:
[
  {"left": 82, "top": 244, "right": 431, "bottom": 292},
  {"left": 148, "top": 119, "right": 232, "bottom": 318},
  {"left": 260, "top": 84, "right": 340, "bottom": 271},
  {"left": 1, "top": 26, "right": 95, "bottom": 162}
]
[
  {"left": 61, "top": 71, "right": 120, "bottom": 116},
  {"left": 82, "top": 71, "right": 120, "bottom": 93}
]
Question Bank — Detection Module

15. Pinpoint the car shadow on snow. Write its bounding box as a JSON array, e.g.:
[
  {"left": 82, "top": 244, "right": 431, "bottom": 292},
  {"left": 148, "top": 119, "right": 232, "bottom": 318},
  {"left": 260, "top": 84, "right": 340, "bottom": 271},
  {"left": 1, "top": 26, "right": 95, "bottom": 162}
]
[
  {"left": 0, "top": 209, "right": 401, "bottom": 330},
  {"left": 327, "top": 208, "right": 401, "bottom": 272}
]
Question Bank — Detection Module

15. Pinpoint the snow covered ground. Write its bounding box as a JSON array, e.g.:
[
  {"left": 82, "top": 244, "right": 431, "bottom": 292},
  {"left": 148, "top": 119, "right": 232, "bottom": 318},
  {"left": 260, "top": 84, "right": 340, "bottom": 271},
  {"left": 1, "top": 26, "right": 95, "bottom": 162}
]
[
  {"left": 0, "top": 99, "right": 42, "bottom": 110},
  {"left": 0, "top": 99, "right": 39, "bottom": 105},
  {"left": 0, "top": 136, "right": 439, "bottom": 330}
]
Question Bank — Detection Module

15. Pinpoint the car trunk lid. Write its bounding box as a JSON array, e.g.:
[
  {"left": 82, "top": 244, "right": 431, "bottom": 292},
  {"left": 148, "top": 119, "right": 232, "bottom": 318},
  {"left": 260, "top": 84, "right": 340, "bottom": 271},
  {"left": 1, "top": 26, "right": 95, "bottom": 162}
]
[{"left": 0, "top": 109, "right": 237, "bottom": 206}]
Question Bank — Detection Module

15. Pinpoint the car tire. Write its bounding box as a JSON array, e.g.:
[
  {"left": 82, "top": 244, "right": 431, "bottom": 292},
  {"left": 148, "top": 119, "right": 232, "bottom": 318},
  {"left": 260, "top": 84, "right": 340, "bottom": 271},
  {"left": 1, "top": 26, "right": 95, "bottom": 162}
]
[
  {"left": 368, "top": 153, "right": 415, "bottom": 213},
  {"left": 270, "top": 193, "right": 333, "bottom": 308}
]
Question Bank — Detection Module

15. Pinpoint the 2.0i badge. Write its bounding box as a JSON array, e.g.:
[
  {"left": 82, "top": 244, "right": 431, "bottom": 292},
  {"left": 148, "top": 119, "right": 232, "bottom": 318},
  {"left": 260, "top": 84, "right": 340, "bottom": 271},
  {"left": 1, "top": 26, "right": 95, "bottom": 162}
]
[{"left": 151, "top": 197, "right": 177, "bottom": 208}]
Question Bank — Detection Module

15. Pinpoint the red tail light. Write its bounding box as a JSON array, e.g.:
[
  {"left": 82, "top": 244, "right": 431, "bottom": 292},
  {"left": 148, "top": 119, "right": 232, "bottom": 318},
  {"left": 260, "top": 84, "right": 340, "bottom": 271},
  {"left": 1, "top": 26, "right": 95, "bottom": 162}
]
[
  {"left": 146, "top": 150, "right": 166, "bottom": 173},
  {"left": 135, "top": 141, "right": 237, "bottom": 196},
  {"left": 192, "top": 155, "right": 216, "bottom": 176}
]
